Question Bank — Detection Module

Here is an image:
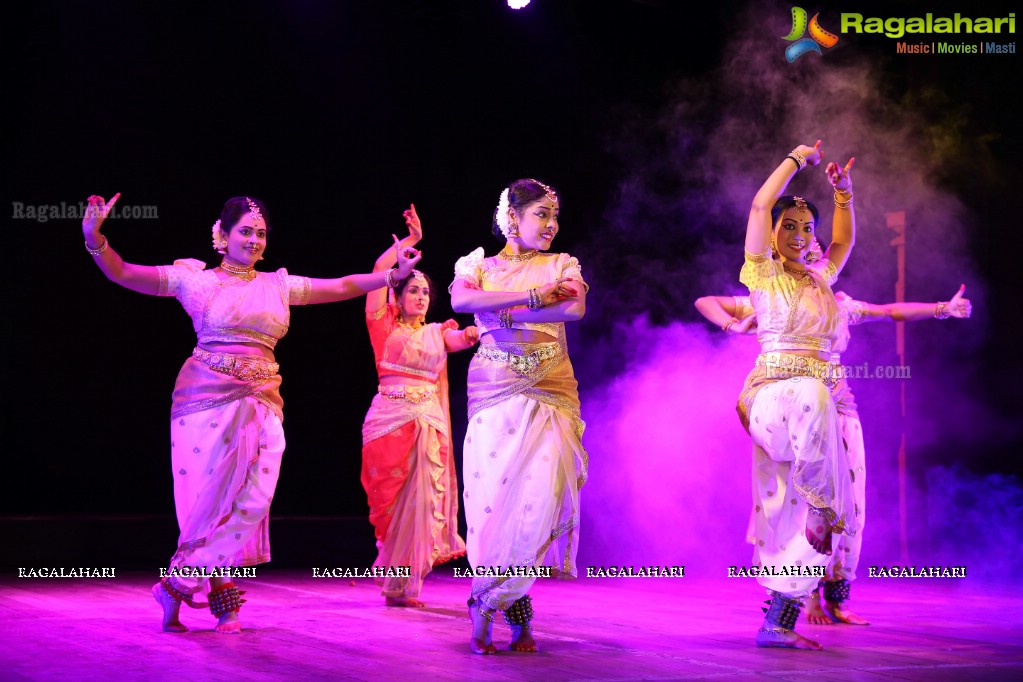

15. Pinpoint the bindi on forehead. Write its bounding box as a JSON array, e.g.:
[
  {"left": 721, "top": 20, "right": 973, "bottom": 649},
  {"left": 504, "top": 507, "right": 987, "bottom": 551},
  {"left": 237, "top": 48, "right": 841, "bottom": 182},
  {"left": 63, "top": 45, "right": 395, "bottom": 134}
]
[{"left": 782, "top": 216, "right": 814, "bottom": 226}]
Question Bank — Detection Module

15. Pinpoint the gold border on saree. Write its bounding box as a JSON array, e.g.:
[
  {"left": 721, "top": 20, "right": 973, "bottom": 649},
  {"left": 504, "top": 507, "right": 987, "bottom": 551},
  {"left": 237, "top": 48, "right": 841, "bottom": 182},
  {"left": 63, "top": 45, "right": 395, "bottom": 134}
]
[
  {"left": 476, "top": 343, "right": 560, "bottom": 375},
  {"left": 756, "top": 352, "right": 838, "bottom": 387},
  {"left": 192, "top": 347, "right": 279, "bottom": 382}
]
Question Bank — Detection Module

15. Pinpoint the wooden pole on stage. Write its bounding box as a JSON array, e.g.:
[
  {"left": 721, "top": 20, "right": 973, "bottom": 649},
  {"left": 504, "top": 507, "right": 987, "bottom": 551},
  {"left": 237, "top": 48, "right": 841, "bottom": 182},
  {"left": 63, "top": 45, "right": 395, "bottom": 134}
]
[{"left": 886, "top": 210, "right": 910, "bottom": 564}]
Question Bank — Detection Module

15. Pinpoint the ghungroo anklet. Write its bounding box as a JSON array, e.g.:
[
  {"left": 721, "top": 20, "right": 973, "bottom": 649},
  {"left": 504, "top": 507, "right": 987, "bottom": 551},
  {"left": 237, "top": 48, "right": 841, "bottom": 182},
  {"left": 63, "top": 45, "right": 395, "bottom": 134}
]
[
  {"left": 762, "top": 593, "right": 802, "bottom": 631},
  {"left": 160, "top": 577, "right": 189, "bottom": 604},
  {"left": 823, "top": 578, "right": 851, "bottom": 604},
  {"left": 209, "top": 582, "right": 245, "bottom": 617},
  {"left": 503, "top": 594, "right": 534, "bottom": 626}
]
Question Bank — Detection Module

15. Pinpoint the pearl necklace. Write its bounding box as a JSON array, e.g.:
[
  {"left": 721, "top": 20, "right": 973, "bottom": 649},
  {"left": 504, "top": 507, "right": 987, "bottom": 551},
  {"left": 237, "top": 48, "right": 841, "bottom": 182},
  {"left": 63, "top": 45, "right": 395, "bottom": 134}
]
[{"left": 219, "top": 260, "right": 257, "bottom": 282}]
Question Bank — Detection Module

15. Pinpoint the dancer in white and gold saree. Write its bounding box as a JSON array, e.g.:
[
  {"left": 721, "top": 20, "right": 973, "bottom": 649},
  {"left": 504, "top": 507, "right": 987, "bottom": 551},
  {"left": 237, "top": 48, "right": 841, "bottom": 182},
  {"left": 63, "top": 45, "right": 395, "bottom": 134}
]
[
  {"left": 449, "top": 179, "right": 588, "bottom": 654},
  {"left": 737, "top": 141, "right": 858, "bottom": 650},
  {"left": 82, "top": 193, "right": 420, "bottom": 634},
  {"left": 698, "top": 283, "right": 971, "bottom": 629}
]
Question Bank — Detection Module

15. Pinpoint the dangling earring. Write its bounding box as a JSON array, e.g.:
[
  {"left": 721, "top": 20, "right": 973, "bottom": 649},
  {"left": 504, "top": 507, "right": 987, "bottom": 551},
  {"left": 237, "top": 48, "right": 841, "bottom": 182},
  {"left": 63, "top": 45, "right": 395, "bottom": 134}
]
[
  {"left": 508, "top": 219, "right": 519, "bottom": 238},
  {"left": 770, "top": 233, "right": 779, "bottom": 258}
]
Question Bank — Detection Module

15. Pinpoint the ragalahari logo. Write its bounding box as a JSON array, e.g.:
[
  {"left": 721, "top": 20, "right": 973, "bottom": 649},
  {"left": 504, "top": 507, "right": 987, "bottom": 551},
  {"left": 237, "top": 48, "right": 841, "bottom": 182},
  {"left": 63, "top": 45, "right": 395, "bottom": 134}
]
[{"left": 782, "top": 7, "right": 839, "bottom": 62}]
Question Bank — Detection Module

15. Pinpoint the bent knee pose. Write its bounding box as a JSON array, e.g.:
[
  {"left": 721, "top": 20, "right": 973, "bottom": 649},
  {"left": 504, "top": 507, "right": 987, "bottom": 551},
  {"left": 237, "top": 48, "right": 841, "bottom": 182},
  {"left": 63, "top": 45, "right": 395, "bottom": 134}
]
[
  {"left": 697, "top": 283, "right": 972, "bottom": 627},
  {"left": 82, "top": 194, "right": 419, "bottom": 633},
  {"left": 360, "top": 204, "right": 477, "bottom": 608},
  {"left": 736, "top": 142, "right": 858, "bottom": 650},
  {"left": 449, "top": 179, "right": 589, "bottom": 654}
]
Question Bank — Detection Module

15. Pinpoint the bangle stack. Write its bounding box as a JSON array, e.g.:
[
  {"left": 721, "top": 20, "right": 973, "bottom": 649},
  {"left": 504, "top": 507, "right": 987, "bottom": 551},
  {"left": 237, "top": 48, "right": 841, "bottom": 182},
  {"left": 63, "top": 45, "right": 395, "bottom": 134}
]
[
  {"left": 722, "top": 317, "right": 738, "bottom": 334},
  {"left": 834, "top": 188, "right": 853, "bottom": 209},
  {"left": 934, "top": 302, "right": 951, "bottom": 320},
  {"left": 787, "top": 149, "right": 807, "bottom": 171},
  {"left": 499, "top": 308, "right": 513, "bottom": 328},
  {"left": 384, "top": 269, "right": 401, "bottom": 288},
  {"left": 527, "top": 288, "right": 543, "bottom": 310},
  {"left": 85, "top": 236, "right": 109, "bottom": 256}
]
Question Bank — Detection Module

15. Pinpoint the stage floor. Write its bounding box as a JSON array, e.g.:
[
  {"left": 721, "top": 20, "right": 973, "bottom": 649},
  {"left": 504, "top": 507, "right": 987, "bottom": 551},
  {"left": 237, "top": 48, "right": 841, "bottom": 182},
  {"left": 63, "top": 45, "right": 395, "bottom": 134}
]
[{"left": 1, "top": 569, "right": 1019, "bottom": 681}]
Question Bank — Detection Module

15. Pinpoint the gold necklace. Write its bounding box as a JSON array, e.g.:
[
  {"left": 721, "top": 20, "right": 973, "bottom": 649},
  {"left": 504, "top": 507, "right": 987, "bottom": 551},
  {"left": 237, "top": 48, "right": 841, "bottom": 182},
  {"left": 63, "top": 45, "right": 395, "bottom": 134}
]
[
  {"left": 220, "top": 260, "right": 257, "bottom": 282},
  {"left": 499, "top": 248, "right": 539, "bottom": 262},
  {"left": 398, "top": 316, "right": 424, "bottom": 329},
  {"left": 783, "top": 263, "right": 809, "bottom": 278}
]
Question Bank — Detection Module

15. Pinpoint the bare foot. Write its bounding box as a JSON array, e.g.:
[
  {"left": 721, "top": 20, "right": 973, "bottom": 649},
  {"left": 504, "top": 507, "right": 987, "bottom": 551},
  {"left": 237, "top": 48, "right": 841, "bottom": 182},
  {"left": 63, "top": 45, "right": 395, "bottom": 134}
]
[
  {"left": 215, "top": 610, "right": 242, "bottom": 634},
  {"left": 386, "top": 596, "right": 426, "bottom": 608},
  {"left": 755, "top": 627, "right": 823, "bottom": 650},
  {"left": 468, "top": 600, "right": 497, "bottom": 655},
  {"left": 509, "top": 624, "right": 538, "bottom": 652},
  {"left": 823, "top": 600, "right": 870, "bottom": 625},
  {"left": 805, "top": 517, "right": 833, "bottom": 556},
  {"left": 805, "top": 591, "right": 835, "bottom": 626},
  {"left": 152, "top": 583, "right": 187, "bottom": 633}
]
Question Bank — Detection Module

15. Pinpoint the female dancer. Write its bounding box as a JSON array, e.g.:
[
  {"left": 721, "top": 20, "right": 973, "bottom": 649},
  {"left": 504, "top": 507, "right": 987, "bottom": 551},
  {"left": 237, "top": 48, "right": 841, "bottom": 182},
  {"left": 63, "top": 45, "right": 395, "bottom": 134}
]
[
  {"left": 361, "top": 204, "right": 478, "bottom": 607},
  {"left": 82, "top": 193, "right": 420, "bottom": 633},
  {"left": 449, "top": 178, "right": 588, "bottom": 654},
  {"left": 737, "top": 141, "right": 857, "bottom": 650},
  {"left": 697, "top": 283, "right": 972, "bottom": 627}
]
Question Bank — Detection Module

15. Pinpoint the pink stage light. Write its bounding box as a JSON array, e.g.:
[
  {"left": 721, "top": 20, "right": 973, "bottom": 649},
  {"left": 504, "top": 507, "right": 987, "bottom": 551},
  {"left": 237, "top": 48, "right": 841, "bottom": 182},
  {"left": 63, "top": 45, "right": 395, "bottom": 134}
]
[{"left": 508, "top": 0, "right": 531, "bottom": 9}]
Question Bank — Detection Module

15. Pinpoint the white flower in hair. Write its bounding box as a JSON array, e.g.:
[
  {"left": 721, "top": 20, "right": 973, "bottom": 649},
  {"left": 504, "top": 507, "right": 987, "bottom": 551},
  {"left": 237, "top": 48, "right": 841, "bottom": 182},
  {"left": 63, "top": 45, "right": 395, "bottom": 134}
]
[
  {"left": 494, "top": 188, "right": 512, "bottom": 237},
  {"left": 211, "top": 219, "right": 227, "bottom": 254}
]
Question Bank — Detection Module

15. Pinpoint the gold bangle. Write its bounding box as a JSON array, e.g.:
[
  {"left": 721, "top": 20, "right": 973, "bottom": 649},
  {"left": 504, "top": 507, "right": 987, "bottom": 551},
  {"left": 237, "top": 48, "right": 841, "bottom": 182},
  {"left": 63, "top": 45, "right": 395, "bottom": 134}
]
[
  {"left": 85, "top": 236, "right": 109, "bottom": 256},
  {"left": 722, "top": 317, "right": 738, "bottom": 333},
  {"left": 934, "top": 302, "right": 951, "bottom": 320}
]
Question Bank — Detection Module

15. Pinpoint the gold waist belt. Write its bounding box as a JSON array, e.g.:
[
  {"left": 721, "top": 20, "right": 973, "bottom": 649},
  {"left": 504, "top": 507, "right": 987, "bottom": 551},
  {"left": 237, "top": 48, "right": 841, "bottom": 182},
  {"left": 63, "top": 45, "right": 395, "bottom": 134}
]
[
  {"left": 377, "top": 384, "right": 436, "bottom": 403},
  {"left": 756, "top": 352, "right": 838, "bottom": 386},
  {"left": 476, "top": 343, "right": 560, "bottom": 375},
  {"left": 192, "top": 347, "right": 279, "bottom": 382}
]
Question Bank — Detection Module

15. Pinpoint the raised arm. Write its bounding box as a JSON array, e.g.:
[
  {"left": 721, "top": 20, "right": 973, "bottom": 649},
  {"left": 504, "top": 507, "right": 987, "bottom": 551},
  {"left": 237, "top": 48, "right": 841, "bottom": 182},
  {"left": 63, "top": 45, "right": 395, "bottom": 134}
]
[
  {"left": 823, "top": 157, "right": 856, "bottom": 275},
  {"left": 853, "top": 285, "right": 972, "bottom": 323},
  {"left": 307, "top": 236, "right": 422, "bottom": 305},
  {"left": 366, "top": 204, "right": 422, "bottom": 313},
  {"left": 745, "top": 142, "right": 822, "bottom": 255},
  {"left": 82, "top": 193, "right": 164, "bottom": 295}
]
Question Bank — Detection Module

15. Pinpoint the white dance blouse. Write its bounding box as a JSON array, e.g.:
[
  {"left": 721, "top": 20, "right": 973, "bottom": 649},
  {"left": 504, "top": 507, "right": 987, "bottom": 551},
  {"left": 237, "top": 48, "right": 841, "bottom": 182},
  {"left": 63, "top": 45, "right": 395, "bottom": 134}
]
[
  {"left": 156, "top": 259, "right": 312, "bottom": 350},
  {"left": 739, "top": 249, "right": 840, "bottom": 354},
  {"left": 450, "top": 247, "right": 588, "bottom": 338}
]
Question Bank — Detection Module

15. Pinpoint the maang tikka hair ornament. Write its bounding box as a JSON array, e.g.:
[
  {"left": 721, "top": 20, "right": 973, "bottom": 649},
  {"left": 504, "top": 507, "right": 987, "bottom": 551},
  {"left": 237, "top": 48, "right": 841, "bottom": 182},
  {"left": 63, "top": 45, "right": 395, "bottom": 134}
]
[
  {"left": 387, "top": 269, "right": 428, "bottom": 307},
  {"left": 495, "top": 180, "right": 558, "bottom": 238},
  {"left": 529, "top": 178, "right": 558, "bottom": 203},
  {"left": 212, "top": 198, "right": 264, "bottom": 254},
  {"left": 792, "top": 196, "right": 809, "bottom": 214},
  {"left": 245, "top": 197, "right": 264, "bottom": 224}
]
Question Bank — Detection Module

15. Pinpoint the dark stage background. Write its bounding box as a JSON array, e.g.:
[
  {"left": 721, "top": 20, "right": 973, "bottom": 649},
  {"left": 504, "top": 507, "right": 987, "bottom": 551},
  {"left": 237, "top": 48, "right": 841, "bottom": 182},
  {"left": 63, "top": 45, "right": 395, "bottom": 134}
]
[{"left": 7, "top": 1, "right": 1021, "bottom": 572}]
